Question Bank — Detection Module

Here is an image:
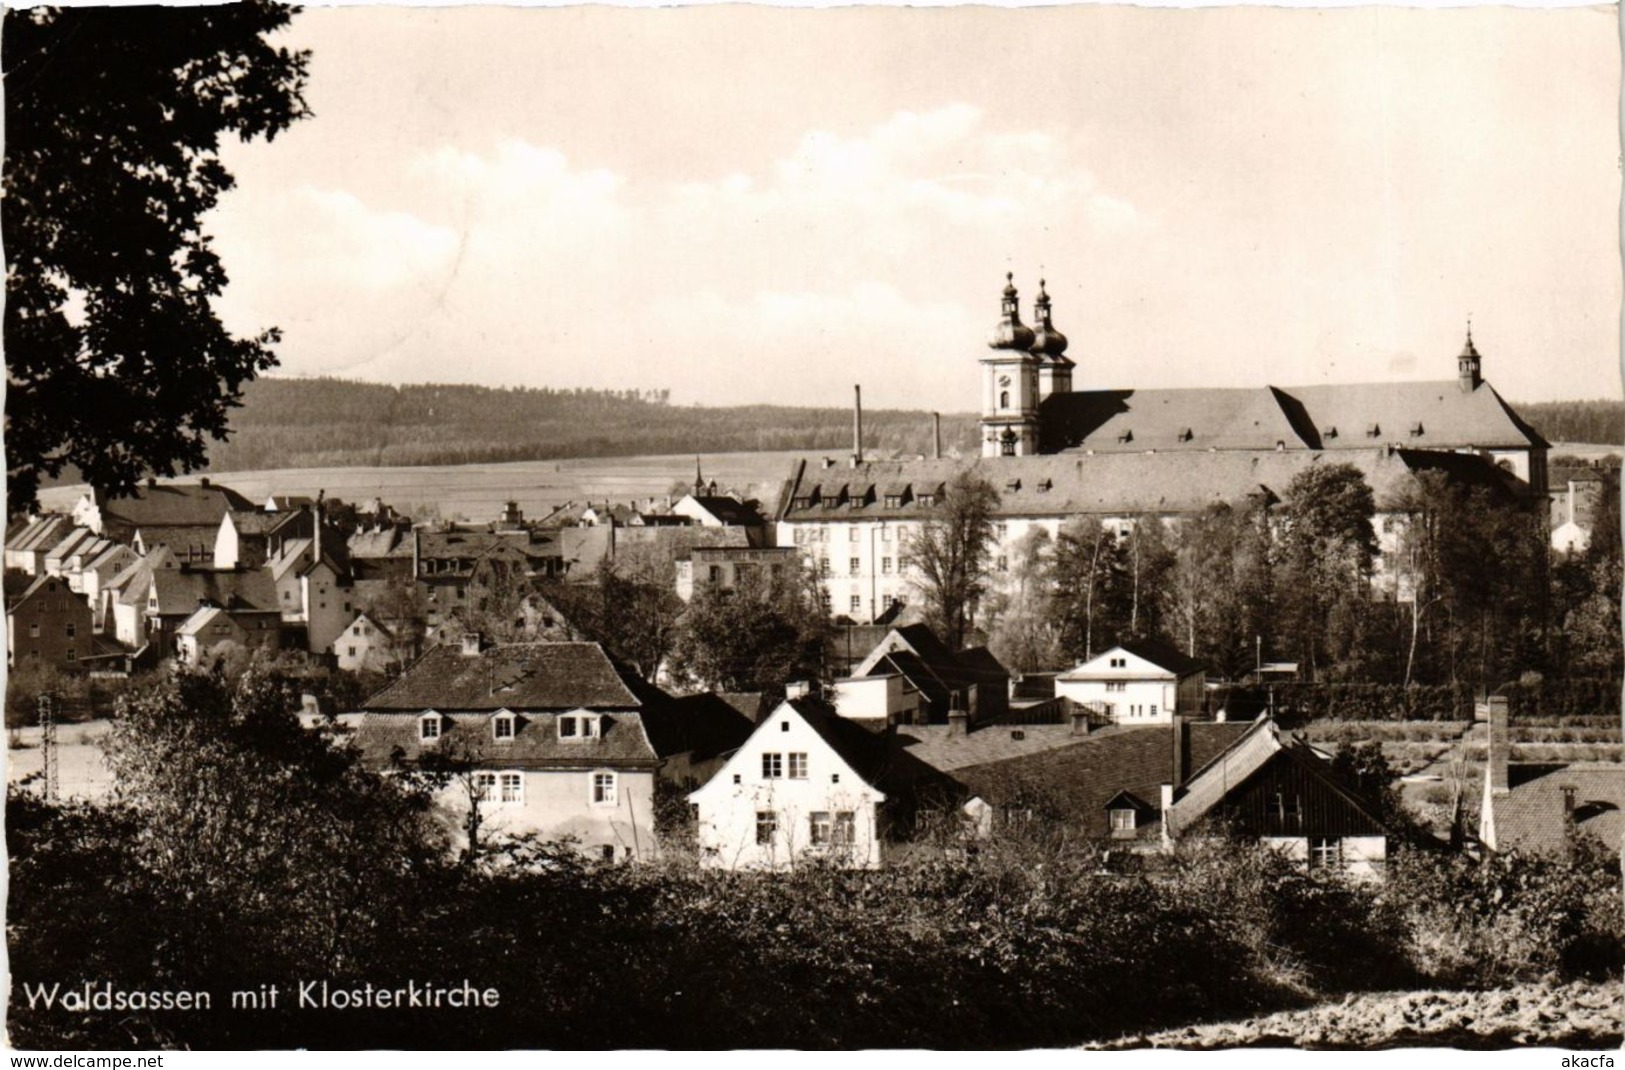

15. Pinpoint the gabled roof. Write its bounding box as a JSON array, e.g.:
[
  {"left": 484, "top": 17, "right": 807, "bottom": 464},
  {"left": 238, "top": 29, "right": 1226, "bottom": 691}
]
[
  {"left": 1061, "top": 638, "right": 1207, "bottom": 679},
  {"left": 137, "top": 524, "right": 220, "bottom": 559},
  {"left": 347, "top": 528, "right": 411, "bottom": 559},
  {"left": 1039, "top": 387, "right": 1309, "bottom": 453},
  {"left": 12, "top": 574, "right": 87, "bottom": 609},
  {"left": 361, "top": 641, "right": 642, "bottom": 713},
  {"left": 43, "top": 527, "right": 98, "bottom": 563},
  {"left": 641, "top": 692, "right": 755, "bottom": 764},
  {"left": 897, "top": 721, "right": 1116, "bottom": 774},
  {"left": 100, "top": 481, "right": 255, "bottom": 528},
  {"left": 1279, "top": 381, "right": 1549, "bottom": 451},
  {"left": 148, "top": 568, "right": 279, "bottom": 617},
  {"left": 938, "top": 721, "right": 1256, "bottom": 836},
  {"left": 785, "top": 697, "right": 898, "bottom": 788},
  {"left": 223, "top": 509, "right": 282, "bottom": 537},
  {"left": 1489, "top": 763, "right": 1625, "bottom": 855},
  {"left": 684, "top": 495, "right": 767, "bottom": 527},
  {"left": 354, "top": 708, "right": 660, "bottom": 771},
  {"left": 8, "top": 515, "right": 71, "bottom": 553},
  {"left": 177, "top": 605, "right": 235, "bottom": 638}
]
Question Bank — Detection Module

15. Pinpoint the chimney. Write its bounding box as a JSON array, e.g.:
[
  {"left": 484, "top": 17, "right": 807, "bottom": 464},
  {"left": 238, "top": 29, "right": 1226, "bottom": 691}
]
[
  {"left": 1069, "top": 708, "right": 1089, "bottom": 736},
  {"left": 932, "top": 412, "right": 942, "bottom": 460},
  {"left": 1561, "top": 785, "right": 1577, "bottom": 826},
  {"left": 785, "top": 680, "right": 811, "bottom": 700},
  {"left": 852, "top": 384, "right": 863, "bottom": 468},
  {"left": 314, "top": 489, "right": 324, "bottom": 564},
  {"left": 145, "top": 477, "right": 158, "bottom": 489},
  {"left": 947, "top": 707, "right": 968, "bottom": 738},
  {"left": 1486, "top": 695, "right": 1510, "bottom": 797},
  {"left": 199, "top": 477, "right": 210, "bottom": 488},
  {"left": 1170, "top": 713, "right": 1187, "bottom": 789},
  {"left": 461, "top": 632, "right": 483, "bottom": 657},
  {"left": 412, "top": 529, "right": 421, "bottom": 580},
  {"left": 1160, "top": 783, "right": 1176, "bottom": 849}
]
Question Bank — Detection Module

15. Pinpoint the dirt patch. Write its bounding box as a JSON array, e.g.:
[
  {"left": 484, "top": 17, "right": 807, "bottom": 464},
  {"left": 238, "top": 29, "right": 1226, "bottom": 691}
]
[{"left": 1091, "top": 981, "right": 1623, "bottom": 1049}]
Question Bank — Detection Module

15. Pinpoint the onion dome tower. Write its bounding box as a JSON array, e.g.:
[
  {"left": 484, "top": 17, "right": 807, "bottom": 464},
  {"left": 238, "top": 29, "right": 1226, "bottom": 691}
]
[
  {"left": 980, "top": 273, "right": 1042, "bottom": 457},
  {"left": 1031, "top": 278, "right": 1074, "bottom": 400}
]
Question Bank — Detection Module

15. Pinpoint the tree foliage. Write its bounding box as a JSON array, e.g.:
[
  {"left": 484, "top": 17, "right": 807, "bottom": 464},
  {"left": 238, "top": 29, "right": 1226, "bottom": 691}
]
[
  {"left": 902, "top": 470, "right": 1000, "bottom": 649},
  {"left": 4, "top": 3, "right": 310, "bottom": 511},
  {"left": 669, "top": 562, "right": 833, "bottom": 695}
]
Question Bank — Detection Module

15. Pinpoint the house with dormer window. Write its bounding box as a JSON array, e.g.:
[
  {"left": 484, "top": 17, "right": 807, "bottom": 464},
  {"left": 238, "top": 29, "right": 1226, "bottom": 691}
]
[{"left": 355, "top": 635, "right": 751, "bottom": 861}]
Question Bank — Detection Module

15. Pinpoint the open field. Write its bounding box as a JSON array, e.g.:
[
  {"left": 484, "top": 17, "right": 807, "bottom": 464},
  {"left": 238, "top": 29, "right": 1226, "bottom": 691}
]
[
  {"left": 6, "top": 720, "right": 115, "bottom": 802},
  {"left": 1093, "top": 980, "right": 1623, "bottom": 1049},
  {"left": 36, "top": 449, "right": 818, "bottom": 525}
]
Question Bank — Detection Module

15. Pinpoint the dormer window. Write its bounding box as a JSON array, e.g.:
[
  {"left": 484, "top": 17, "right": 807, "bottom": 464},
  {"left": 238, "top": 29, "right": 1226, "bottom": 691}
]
[
  {"left": 1366, "top": 423, "right": 1381, "bottom": 438},
  {"left": 792, "top": 496, "right": 812, "bottom": 510},
  {"left": 559, "top": 713, "right": 601, "bottom": 741},
  {"left": 492, "top": 712, "right": 516, "bottom": 742},
  {"left": 1409, "top": 421, "right": 1425, "bottom": 437},
  {"left": 1004, "top": 479, "right": 1021, "bottom": 493},
  {"left": 1178, "top": 428, "right": 1194, "bottom": 442},
  {"left": 1117, "top": 430, "right": 1133, "bottom": 444},
  {"left": 884, "top": 495, "right": 902, "bottom": 509},
  {"left": 1037, "top": 478, "right": 1052, "bottom": 493},
  {"left": 419, "top": 713, "right": 442, "bottom": 742},
  {"left": 1109, "top": 808, "right": 1137, "bottom": 838},
  {"left": 1322, "top": 425, "right": 1338, "bottom": 440}
]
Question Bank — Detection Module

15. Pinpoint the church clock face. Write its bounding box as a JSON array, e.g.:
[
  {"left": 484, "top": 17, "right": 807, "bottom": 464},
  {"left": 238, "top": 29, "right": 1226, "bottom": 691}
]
[{"left": 998, "top": 375, "right": 1011, "bottom": 387}]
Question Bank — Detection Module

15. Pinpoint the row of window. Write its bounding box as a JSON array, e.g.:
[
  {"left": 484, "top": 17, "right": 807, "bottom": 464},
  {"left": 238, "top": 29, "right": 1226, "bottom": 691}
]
[
  {"left": 470, "top": 770, "right": 618, "bottom": 807},
  {"left": 418, "top": 711, "right": 605, "bottom": 743},
  {"left": 793, "top": 525, "right": 919, "bottom": 545},
  {"left": 761, "top": 751, "right": 808, "bottom": 780},
  {"left": 755, "top": 810, "right": 856, "bottom": 846}
]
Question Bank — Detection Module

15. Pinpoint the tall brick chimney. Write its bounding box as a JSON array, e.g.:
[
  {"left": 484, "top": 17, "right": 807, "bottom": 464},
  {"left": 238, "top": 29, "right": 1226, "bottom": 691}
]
[{"left": 1486, "top": 695, "right": 1510, "bottom": 797}]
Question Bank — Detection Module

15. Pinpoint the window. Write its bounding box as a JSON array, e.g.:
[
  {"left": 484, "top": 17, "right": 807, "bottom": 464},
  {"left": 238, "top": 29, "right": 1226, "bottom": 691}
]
[
  {"left": 1150, "top": 705, "right": 1158, "bottom": 717},
  {"left": 850, "top": 595, "right": 862, "bottom": 613},
  {"left": 1106, "top": 681, "right": 1126, "bottom": 692},
  {"left": 472, "top": 771, "right": 497, "bottom": 800},
  {"left": 881, "top": 557, "right": 892, "bottom": 574},
  {"left": 1309, "top": 837, "right": 1341, "bottom": 871},
  {"left": 819, "top": 556, "right": 830, "bottom": 576},
  {"left": 833, "top": 812, "right": 856, "bottom": 846},
  {"left": 1110, "top": 809, "right": 1137, "bottom": 835},
  {"left": 708, "top": 565, "right": 723, "bottom": 583},
  {"left": 809, "top": 812, "right": 832, "bottom": 846},
  {"left": 592, "top": 772, "right": 617, "bottom": 805},
  {"left": 996, "top": 555, "right": 1008, "bottom": 572},
  {"left": 884, "top": 496, "right": 901, "bottom": 509},
  {"left": 1110, "top": 657, "right": 1126, "bottom": 668},
  {"left": 493, "top": 714, "right": 515, "bottom": 742},
  {"left": 788, "top": 753, "right": 808, "bottom": 779},
  {"left": 849, "top": 528, "right": 861, "bottom": 543},
  {"left": 881, "top": 527, "right": 892, "bottom": 542},
  {"left": 849, "top": 557, "right": 860, "bottom": 575},
  {"left": 28, "top": 623, "right": 39, "bottom": 639},
  {"left": 559, "top": 715, "right": 600, "bottom": 740},
  {"left": 65, "top": 648, "right": 76, "bottom": 662},
  {"left": 1000, "top": 437, "right": 1016, "bottom": 457},
  {"left": 348, "top": 645, "right": 357, "bottom": 657},
  {"left": 600, "top": 845, "right": 616, "bottom": 863},
  {"left": 780, "top": 720, "right": 790, "bottom": 733},
  {"left": 995, "top": 523, "right": 1008, "bottom": 540},
  {"left": 999, "top": 390, "right": 1010, "bottom": 409},
  {"left": 761, "top": 752, "right": 784, "bottom": 779},
  {"left": 420, "top": 714, "right": 441, "bottom": 741},
  {"left": 500, "top": 772, "right": 523, "bottom": 804},
  {"left": 65, "top": 622, "right": 76, "bottom": 638},
  {"left": 756, "top": 811, "right": 777, "bottom": 845}
]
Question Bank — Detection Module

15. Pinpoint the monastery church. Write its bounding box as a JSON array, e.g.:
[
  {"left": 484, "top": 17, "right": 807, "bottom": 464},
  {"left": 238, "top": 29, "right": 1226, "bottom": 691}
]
[{"left": 774, "top": 274, "right": 1550, "bottom": 624}]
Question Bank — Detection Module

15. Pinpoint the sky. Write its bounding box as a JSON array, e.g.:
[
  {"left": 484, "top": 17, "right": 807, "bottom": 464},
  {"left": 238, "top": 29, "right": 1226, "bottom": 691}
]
[{"left": 206, "top": 4, "right": 1623, "bottom": 411}]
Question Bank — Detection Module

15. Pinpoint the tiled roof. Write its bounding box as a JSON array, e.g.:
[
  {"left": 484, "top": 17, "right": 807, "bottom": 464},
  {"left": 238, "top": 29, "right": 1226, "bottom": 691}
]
[
  {"left": 1035, "top": 382, "right": 1545, "bottom": 455},
  {"left": 686, "top": 496, "right": 767, "bottom": 527},
  {"left": 9, "top": 515, "right": 71, "bottom": 553},
  {"left": 354, "top": 709, "right": 659, "bottom": 771},
  {"left": 138, "top": 524, "right": 219, "bottom": 559},
  {"left": 225, "top": 510, "right": 281, "bottom": 537},
  {"left": 361, "top": 641, "right": 642, "bottom": 713},
  {"left": 778, "top": 448, "right": 1506, "bottom": 524},
  {"left": 716, "top": 692, "right": 767, "bottom": 723},
  {"left": 896, "top": 721, "right": 1112, "bottom": 773},
  {"left": 938, "top": 721, "right": 1255, "bottom": 836},
  {"left": 1062, "top": 638, "right": 1207, "bottom": 679},
  {"left": 347, "top": 528, "right": 411, "bottom": 559},
  {"left": 101, "top": 481, "right": 254, "bottom": 528},
  {"left": 1039, "top": 387, "right": 1309, "bottom": 453},
  {"left": 149, "top": 568, "right": 279, "bottom": 616},
  {"left": 1492, "top": 763, "right": 1625, "bottom": 855}
]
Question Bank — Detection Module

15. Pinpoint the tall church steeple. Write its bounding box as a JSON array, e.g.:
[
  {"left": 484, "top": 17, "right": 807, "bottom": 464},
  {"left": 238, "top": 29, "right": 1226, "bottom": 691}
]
[
  {"left": 1031, "top": 278, "right": 1074, "bottom": 400},
  {"left": 1458, "top": 317, "right": 1482, "bottom": 393},
  {"left": 980, "top": 273, "right": 1042, "bottom": 457}
]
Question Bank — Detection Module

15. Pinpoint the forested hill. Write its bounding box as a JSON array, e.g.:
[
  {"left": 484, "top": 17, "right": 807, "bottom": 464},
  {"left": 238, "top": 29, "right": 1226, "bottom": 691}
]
[
  {"left": 1516, "top": 400, "right": 1624, "bottom": 447},
  {"left": 202, "top": 378, "right": 983, "bottom": 473},
  {"left": 197, "top": 379, "right": 1620, "bottom": 474}
]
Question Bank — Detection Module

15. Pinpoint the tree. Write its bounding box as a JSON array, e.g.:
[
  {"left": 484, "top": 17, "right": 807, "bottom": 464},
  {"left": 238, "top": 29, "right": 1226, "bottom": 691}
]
[
  {"left": 669, "top": 563, "right": 833, "bottom": 695},
  {"left": 100, "top": 664, "right": 446, "bottom": 981},
  {"left": 4, "top": 4, "right": 310, "bottom": 512},
  {"left": 1275, "top": 465, "right": 1378, "bottom": 679},
  {"left": 539, "top": 554, "right": 684, "bottom": 681},
  {"left": 986, "top": 527, "right": 1060, "bottom": 673},
  {"left": 903, "top": 470, "right": 1000, "bottom": 649},
  {"left": 1050, "top": 519, "right": 1127, "bottom": 663}
]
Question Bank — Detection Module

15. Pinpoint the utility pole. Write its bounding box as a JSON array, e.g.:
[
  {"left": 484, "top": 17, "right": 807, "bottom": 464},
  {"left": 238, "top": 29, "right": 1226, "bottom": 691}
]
[{"left": 38, "top": 692, "right": 58, "bottom": 803}]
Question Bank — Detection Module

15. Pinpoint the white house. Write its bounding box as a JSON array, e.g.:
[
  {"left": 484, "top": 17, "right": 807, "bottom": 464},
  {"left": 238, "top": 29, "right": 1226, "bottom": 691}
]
[
  {"left": 689, "top": 699, "right": 889, "bottom": 870},
  {"left": 332, "top": 611, "right": 395, "bottom": 673},
  {"left": 1054, "top": 639, "right": 1206, "bottom": 725}
]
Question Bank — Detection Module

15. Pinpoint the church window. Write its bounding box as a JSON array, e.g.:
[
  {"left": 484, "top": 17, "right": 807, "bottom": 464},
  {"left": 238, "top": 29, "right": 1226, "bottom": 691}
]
[{"left": 999, "top": 390, "right": 1010, "bottom": 410}]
